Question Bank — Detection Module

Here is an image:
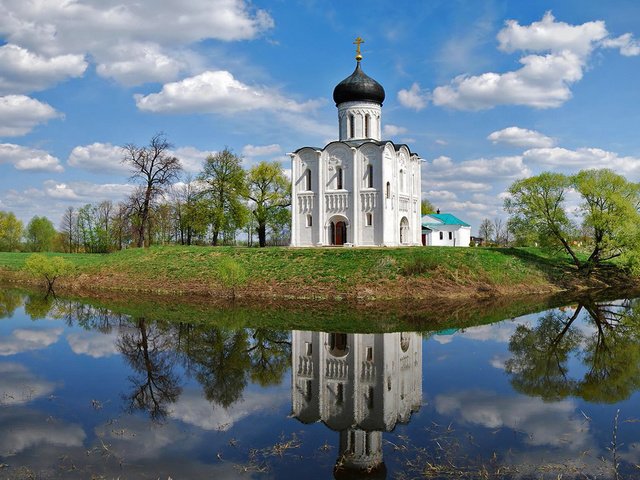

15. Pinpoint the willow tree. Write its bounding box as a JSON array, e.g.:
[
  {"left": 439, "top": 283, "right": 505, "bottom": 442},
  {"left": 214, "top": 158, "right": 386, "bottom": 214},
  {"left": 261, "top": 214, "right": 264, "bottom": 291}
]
[
  {"left": 505, "top": 169, "right": 640, "bottom": 274},
  {"left": 122, "top": 133, "right": 182, "bottom": 247}
]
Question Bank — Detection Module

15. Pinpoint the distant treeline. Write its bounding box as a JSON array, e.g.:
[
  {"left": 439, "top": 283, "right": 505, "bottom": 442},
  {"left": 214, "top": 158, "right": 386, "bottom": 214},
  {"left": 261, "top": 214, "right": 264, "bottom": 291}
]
[{"left": 0, "top": 134, "right": 291, "bottom": 253}]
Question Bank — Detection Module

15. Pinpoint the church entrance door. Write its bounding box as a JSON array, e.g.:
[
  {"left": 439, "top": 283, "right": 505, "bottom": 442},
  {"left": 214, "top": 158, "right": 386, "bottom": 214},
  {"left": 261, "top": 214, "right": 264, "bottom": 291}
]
[{"left": 334, "top": 221, "right": 346, "bottom": 245}]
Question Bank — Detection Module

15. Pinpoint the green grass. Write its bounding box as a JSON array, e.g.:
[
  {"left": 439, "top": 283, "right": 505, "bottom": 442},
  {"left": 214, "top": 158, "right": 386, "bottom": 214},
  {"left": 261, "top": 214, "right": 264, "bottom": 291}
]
[{"left": 0, "top": 244, "right": 579, "bottom": 294}]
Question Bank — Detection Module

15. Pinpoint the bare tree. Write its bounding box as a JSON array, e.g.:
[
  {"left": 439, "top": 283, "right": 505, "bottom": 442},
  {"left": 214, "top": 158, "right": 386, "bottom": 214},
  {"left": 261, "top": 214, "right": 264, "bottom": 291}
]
[
  {"left": 60, "top": 206, "right": 77, "bottom": 253},
  {"left": 478, "top": 218, "right": 494, "bottom": 244},
  {"left": 493, "top": 218, "right": 505, "bottom": 245},
  {"left": 122, "top": 133, "right": 182, "bottom": 247}
]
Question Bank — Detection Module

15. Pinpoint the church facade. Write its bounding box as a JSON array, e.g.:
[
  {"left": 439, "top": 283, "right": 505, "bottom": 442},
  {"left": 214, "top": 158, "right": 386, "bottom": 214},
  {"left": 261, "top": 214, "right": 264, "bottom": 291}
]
[{"left": 290, "top": 41, "right": 422, "bottom": 247}]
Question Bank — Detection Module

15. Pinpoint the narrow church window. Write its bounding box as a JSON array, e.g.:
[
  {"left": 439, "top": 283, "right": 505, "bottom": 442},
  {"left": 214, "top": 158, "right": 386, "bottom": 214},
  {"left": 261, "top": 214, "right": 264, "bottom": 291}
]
[
  {"left": 400, "top": 169, "right": 404, "bottom": 191},
  {"left": 449, "top": 231, "right": 453, "bottom": 240},
  {"left": 336, "top": 167, "right": 343, "bottom": 189},
  {"left": 368, "top": 386, "right": 374, "bottom": 409},
  {"left": 305, "top": 168, "right": 311, "bottom": 190},
  {"left": 305, "top": 342, "right": 313, "bottom": 356},
  {"left": 365, "top": 434, "right": 371, "bottom": 455},
  {"left": 365, "top": 114, "right": 370, "bottom": 138},
  {"left": 439, "top": 232, "right": 443, "bottom": 240},
  {"left": 366, "top": 213, "right": 372, "bottom": 226},
  {"left": 386, "top": 182, "right": 391, "bottom": 199},
  {"left": 367, "top": 164, "right": 373, "bottom": 188},
  {"left": 306, "top": 214, "right": 312, "bottom": 227},
  {"left": 366, "top": 346, "right": 373, "bottom": 361},
  {"left": 336, "top": 383, "right": 344, "bottom": 405},
  {"left": 349, "top": 114, "right": 355, "bottom": 138}
]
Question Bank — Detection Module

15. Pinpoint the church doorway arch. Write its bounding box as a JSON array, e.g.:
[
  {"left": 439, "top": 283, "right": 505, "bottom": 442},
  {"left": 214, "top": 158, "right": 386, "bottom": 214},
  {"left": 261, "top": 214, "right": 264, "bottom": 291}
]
[
  {"left": 327, "top": 215, "right": 349, "bottom": 245},
  {"left": 400, "top": 217, "right": 410, "bottom": 245}
]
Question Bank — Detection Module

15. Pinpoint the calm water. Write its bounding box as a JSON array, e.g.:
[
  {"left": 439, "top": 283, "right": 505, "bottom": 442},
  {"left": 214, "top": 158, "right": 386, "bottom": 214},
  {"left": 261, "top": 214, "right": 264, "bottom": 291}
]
[{"left": 1, "top": 289, "right": 639, "bottom": 479}]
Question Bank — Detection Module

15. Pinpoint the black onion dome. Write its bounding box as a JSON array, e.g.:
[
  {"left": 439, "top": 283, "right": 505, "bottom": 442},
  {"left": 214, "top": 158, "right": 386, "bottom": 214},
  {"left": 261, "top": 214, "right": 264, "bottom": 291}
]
[{"left": 333, "top": 62, "right": 385, "bottom": 106}]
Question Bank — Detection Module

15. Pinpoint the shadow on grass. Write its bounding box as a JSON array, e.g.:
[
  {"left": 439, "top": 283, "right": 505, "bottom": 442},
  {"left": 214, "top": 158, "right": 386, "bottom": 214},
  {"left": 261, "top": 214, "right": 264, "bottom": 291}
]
[{"left": 492, "top": 246, "right": 578, "bottom": 283}]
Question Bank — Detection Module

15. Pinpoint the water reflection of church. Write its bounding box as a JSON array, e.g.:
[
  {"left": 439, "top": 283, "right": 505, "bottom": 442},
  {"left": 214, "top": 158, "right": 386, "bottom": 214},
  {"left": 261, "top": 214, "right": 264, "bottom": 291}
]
[{"left": 292, "top": 331, "right": 422, "bottom": 478}]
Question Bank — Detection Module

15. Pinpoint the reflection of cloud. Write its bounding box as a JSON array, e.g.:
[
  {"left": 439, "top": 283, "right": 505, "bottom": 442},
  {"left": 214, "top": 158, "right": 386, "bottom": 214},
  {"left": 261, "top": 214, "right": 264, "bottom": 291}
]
[
  {"left": 0, "top": 362, "right": 55, "bottom": 405},
  {"left": 435, "top": 390, "right": 590, "bottom": 449},
  {"left": 489, "top": 354, "right": 509, "bottom": 370},
  {"left": 0, "top": 408, "right": 85, "bottom": 455},
  {"left": 95, "top": 416, "right": 189, "bottom": 460},
  {"left": 0, "top": 327, "right": 63, "bottom": 356},
  {"left": 171, "top": 387, "right": 288, "bottom": 431},
  {"left": 66, "top": 331, "right": 119, "bottom": 358},
  {"left": 620, "top": 442, "right": 640, "bottom": 465}
]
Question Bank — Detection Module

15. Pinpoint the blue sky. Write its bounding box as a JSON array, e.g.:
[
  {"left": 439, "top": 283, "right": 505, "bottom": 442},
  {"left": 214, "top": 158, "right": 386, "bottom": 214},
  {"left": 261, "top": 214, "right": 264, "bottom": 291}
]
[{"left": 1, "top": 0, "right": 640, "bottom": 233}]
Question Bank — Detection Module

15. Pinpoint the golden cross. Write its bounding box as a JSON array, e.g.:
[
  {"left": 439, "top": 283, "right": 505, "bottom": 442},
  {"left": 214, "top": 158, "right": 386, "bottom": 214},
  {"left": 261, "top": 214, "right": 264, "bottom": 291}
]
[{"left": 353, "top": 37, "right": 364, "bottom": 60}]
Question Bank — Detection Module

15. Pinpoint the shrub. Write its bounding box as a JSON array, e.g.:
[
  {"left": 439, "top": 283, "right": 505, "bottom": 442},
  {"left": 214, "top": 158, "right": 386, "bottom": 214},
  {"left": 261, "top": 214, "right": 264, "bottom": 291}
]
[
  {"left": 400, "top": 255, "right": 437, "bottom": 276},
  {"left": 215, "top": 258, "right": 247, "bottom": 299}
]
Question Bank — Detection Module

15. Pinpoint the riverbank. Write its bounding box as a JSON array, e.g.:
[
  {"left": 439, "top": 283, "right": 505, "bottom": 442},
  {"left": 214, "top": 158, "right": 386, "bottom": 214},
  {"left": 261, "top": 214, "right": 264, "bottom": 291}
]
[{"left": 0, "top": 245, "right": 633, "bottom": 304}]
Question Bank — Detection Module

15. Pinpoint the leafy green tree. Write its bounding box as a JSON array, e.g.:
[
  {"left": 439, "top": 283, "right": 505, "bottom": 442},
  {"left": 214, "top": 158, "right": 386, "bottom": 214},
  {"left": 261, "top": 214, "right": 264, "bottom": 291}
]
[
  {"left": 122, "top": 133, "right": 182, "bottom": 248},
  {"left": 421, "top": 199, "right": 435, "bottom": 215},
  {"left": 24, "top": 254, "right": 73, "bottom": 292},
  {"left": 198, "top": 148, "right": 247, "bottom": 246},
  {"left": 0, "top": 210, "right": 23, "bottom": 251},
  {"left": 24, "top": 216, "right": 57, "bottom": 252},
  {"left": 505, "top": 169, "right": 640, "bottom": 274},
  {"left": 245, "top": 161, "right": 291, "bottom": 247}
]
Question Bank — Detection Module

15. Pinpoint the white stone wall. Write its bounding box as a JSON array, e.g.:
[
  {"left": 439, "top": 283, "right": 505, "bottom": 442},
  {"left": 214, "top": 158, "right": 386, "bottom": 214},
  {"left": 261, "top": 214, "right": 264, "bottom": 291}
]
[
  {"left": 425, "top": 226, "right": 471, "bottom": 247},
  {"left": 291, "top": 140, "right": 422, "bottom": 247}
]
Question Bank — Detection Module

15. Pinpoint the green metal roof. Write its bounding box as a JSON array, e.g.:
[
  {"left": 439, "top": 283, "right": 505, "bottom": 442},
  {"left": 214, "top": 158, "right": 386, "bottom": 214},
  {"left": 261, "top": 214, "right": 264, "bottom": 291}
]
[{"left": 422, "top": 213, "right": 470, "bottom": 228}]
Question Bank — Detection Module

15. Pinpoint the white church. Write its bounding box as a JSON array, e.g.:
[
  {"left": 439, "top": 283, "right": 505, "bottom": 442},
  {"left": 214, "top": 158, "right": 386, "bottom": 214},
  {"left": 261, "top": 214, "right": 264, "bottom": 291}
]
[{"left": 290, "top": 39, "right": 423, "bottom": 247}]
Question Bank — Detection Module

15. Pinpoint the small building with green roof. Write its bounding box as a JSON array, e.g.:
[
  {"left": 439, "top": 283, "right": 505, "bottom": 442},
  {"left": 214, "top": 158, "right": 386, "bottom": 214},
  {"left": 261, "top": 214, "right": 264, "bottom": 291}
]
[{"left": 421, "top": 212, "right": 471, "bottom": 247}]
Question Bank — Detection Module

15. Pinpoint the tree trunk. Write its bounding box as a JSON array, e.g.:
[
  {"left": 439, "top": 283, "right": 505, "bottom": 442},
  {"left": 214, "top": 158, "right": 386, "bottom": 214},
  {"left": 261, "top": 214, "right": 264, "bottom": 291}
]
[{"left": 258, "top": 222, "right": 267, "bottom": 248}]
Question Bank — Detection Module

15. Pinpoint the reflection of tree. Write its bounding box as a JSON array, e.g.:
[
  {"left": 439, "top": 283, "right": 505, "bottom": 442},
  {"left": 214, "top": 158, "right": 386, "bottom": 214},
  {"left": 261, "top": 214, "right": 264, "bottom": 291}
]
[
  {"left": 183, "top": 327, "right": 291, "bottom": 408},
  {"left": 0, "top": 290, "right": 23, "bottom": 318},
  {"left": 506, "top": 299, "right": 640, "bottom": 403},
  {"left": 246, "top": 328, "right": 291, "bottom": 387},
  {"left": 118, "top": 318, "right": 182, "bottom": 421},
  {"left": 23, "top": 293, "right": 54, "bottom": 320}
]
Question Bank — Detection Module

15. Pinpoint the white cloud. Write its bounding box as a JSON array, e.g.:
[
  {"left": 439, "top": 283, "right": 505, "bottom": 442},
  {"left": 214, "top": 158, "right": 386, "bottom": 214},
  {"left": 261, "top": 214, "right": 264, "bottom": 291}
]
[
  {"left": 0, "top": 0, "right": 275, "bottom": 86},
  {"left": 383, "top": 124, "right": 408, "bottom": 137},
  {"left": 68, "top": 142, "right": 210, "bottom": 175},
  {"left": 41, "top": 180, "right": 134, "bottom": 203},
  {"left": 496, "top": 12, "right": 607, "bottom": 57},
  {"left": 425, "top": 190, "right": 457, "bottom": 201},
  {"left": 66, "top": 331, "right": 119, "bottom": 358},
  {"left": 0, "top": 143, "right": 63, "bottom": 172},
  {"left": 602, "top": 33, "right": 640, "bottom": 56},
  {"left": 433, "top": 50, "right": 584, "bottom": 109},
  {"left": 68, "top": 142, "right": 127, "bottom": 175},
  {"left": 522, "top": 147, "right": 640, "bottom": 178},
  {"left": 135, "top": 70, "right": 320, "bottom": 114},
  {"left": 0, "top": 95, "right": 61, "bottom": 137},
  {"left": 242, "top": 144, "right": 282, "bottom": 158},
  {"left": 488, "top": 126, "right": 556, "bottom": 148},
  {"left": 425, "top": 155, "right": 530, "bottom": 180},
  {"left": 433, "top": 12, "right": 636, "bottom": 110},
  {"left": 0, "top": 328, "right": 63, "bottom": 356},
  {"left": 0, "top": 362, "right": 55, "bottom": 405},
  {"left": 0, "top": 44, "right": 87, "bottom": 95},
  {"left": 94, "top": 42, "right": 186, "bottom": 86},
  {"left": 397, "top": 82, "right": 430, "bottom": 111},
  {"left": 171, "top": 146, "right": 212, "bottom": 174}
]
